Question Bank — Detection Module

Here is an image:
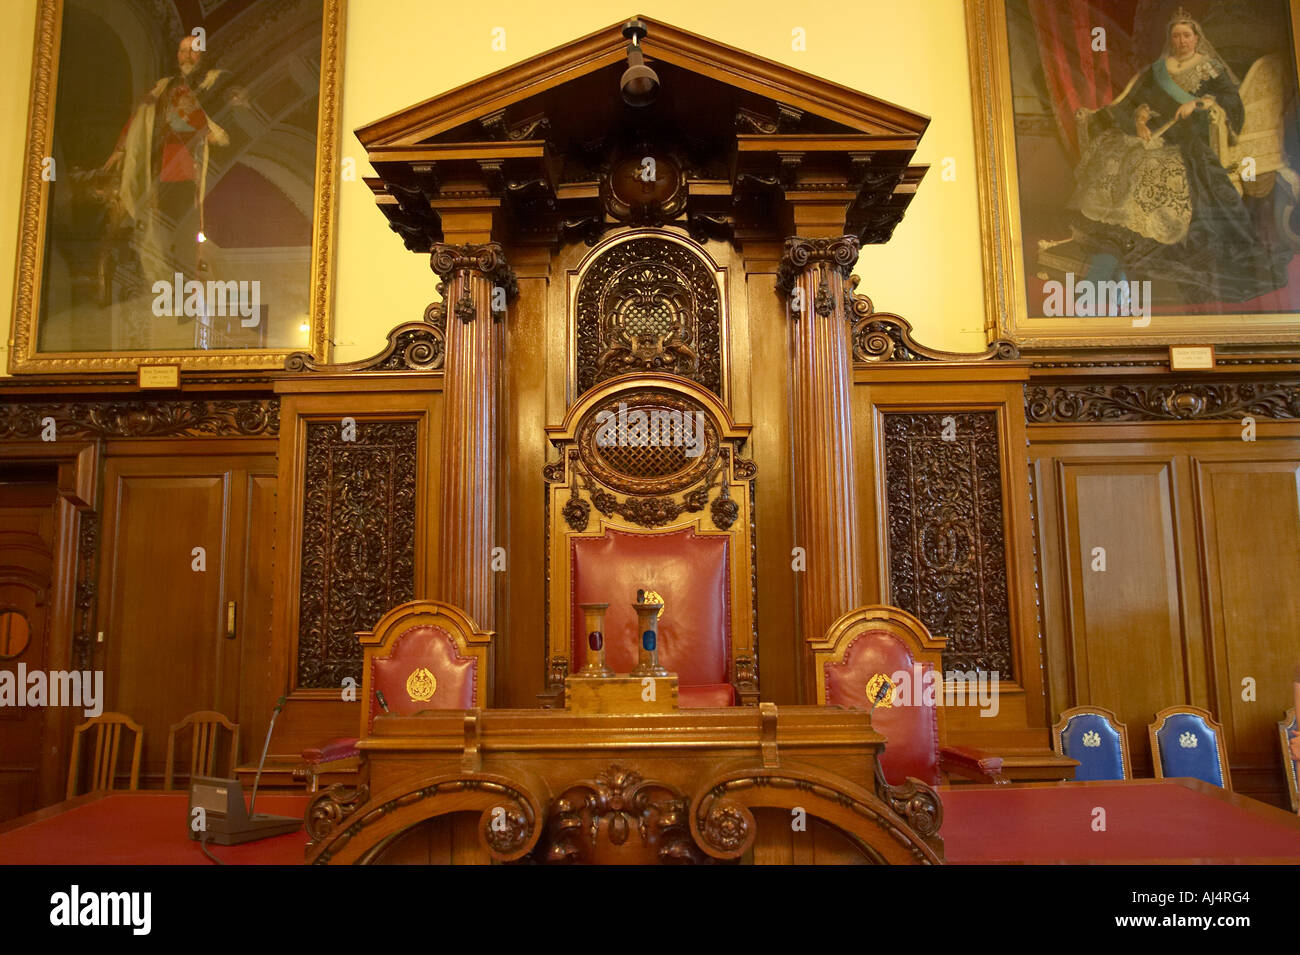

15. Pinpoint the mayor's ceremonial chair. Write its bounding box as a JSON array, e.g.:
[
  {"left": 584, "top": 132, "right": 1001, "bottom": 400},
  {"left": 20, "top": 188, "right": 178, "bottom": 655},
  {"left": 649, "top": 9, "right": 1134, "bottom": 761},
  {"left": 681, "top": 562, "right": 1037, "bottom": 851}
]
[
  {"left": 541, "top": 375, "right": 757, "bottom": 708},
  {"left": 301, "top": 600, "right": 492, "bottom": 791},
  {"left": 812, "top": 606, "right": 1006, "bottom": 787},
  {"left": 1149, "top": 705, "right": 1232, "bottom": 790},
  {"left": 1052, "top": 705, "right": 1131, "bottom": 782}
]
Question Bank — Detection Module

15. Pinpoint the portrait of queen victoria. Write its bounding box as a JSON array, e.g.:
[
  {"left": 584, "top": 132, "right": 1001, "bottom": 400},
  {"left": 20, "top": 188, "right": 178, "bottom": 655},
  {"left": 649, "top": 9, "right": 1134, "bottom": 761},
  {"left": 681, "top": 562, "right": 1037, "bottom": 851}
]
[
  {"left": 993, "top": 0, "right": 1300, "bottom": 332},
  {"left": 1068, "top": 7, "right": 1291, "bottom": 303}
]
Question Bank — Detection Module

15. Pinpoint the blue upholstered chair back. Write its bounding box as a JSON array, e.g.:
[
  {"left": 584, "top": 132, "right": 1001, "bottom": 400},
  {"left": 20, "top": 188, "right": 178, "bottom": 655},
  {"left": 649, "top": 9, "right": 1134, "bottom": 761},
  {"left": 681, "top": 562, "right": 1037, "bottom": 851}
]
[
  {"left": 1150, "top": 707, "right": 1230, "bottom": 789},
  {"left": 1280, "top": 708, "right": 1298, "bottom": 813},
  {"left": 1055, "top": 707, "right": 1129, "bottom": 781}
]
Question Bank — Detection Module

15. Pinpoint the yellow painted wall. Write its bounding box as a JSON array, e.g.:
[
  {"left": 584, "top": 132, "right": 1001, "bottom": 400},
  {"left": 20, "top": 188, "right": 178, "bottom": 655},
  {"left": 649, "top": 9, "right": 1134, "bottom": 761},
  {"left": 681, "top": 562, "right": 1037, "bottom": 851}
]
[{"left": 2, "top": 0, "right": 989, "bottom": 376}]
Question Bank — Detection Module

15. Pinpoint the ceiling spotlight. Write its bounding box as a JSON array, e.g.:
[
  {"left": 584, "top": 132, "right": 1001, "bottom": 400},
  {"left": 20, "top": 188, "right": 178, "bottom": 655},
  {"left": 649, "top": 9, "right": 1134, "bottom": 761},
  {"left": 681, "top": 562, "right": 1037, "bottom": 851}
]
[{"left": 620, "top": 18, "right": 659, "bottom": 107}]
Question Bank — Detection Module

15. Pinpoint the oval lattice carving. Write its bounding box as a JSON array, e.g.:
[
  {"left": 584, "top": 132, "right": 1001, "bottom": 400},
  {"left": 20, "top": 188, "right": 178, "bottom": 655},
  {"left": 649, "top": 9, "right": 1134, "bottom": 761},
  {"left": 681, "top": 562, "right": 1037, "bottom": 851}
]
[{"left": 576, "top": 390, "right": 719, "bottom": 496}]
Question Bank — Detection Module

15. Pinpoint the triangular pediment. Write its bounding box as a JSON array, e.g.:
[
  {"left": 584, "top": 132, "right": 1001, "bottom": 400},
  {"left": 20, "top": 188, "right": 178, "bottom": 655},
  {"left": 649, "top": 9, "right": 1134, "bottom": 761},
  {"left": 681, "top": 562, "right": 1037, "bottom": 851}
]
[{"left": 356, "top": 15, "right": 929, "bottom": 148}]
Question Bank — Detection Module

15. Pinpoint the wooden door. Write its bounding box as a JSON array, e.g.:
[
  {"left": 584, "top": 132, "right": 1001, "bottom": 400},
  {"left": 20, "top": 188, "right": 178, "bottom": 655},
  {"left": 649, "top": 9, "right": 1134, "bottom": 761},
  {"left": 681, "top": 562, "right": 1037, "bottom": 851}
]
[
  {"left": 0, "top": 469, "right": 58, "bottom": 820},
  {"left": 98, "top": 452, "right": 276, "bottom": 788}
]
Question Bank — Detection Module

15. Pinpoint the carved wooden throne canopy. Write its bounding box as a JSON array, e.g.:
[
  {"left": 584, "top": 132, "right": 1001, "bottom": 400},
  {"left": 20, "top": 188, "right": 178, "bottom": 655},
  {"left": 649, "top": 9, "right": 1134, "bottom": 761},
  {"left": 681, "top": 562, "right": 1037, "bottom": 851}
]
[{"left": 543, "top": 375, "right": 756, "bottom": 706}]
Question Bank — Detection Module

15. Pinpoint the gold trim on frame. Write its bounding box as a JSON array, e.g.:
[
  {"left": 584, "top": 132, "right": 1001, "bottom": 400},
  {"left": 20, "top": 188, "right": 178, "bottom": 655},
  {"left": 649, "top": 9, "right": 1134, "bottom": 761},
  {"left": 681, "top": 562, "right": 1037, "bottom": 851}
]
[
  {"left": 8, "top": 0, "right": 345, "bottom": 373},
  {"left": 966, "top": 0, "right": 1300, "bottom": 348}
]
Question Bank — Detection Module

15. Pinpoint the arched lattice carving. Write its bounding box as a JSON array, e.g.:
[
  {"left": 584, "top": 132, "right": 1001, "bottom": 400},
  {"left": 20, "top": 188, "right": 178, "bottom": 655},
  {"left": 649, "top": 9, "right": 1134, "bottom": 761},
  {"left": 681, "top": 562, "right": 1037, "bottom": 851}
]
[{"left": 574, "top": 236, "right": 722, "bottom": 396}]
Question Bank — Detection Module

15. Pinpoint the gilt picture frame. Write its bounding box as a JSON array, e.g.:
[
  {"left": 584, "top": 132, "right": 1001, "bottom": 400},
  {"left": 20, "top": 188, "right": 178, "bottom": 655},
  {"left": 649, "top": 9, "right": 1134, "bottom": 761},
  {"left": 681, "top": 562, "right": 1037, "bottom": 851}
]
[
  {"left": 968, "top": 0, "right": 1300, "bottom": 348},
  {"left": 9, "top": 0, "right": 345, "bottom": 373}
]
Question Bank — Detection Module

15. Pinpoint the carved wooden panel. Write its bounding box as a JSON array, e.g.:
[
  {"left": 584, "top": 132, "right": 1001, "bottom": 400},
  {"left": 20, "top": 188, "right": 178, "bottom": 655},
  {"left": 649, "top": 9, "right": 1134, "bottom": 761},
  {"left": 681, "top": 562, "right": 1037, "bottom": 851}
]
[
  {"left": 0, "top": 399, "right": 279, "bottom": 439},
  {"left": 296, "top": 420, "right": 418, "bottom": 688},
  {"left": 882, "top": 412, "right": 1012, "bottom": 674},
  {"left": 574, "top": 236, "right": 722, "bottom": 396}
]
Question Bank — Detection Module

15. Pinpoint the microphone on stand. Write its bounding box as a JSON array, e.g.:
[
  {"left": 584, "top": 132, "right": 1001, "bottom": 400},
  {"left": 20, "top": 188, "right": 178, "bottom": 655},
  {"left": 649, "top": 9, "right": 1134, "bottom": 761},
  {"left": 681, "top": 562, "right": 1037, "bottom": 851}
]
[
  {"left": 249, "top": 695, "right": 286, "bottom": 818},
  {"left": 375, "top": 689, "right": 390, "bottom": 713}
]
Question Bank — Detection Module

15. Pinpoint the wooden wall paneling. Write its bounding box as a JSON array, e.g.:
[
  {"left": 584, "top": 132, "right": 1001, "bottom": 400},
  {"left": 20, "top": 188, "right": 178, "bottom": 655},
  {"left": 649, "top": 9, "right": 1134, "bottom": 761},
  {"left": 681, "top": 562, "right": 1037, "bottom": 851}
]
[
  {"left": 1192, "top": 449, "right": 1300, "bottom": 803},
  {"left": 743, "top": 244, "right": 799, "bottom": 703},
  {"left": 264, "top": 381, "right": 442, "bottom": 776},
  {"left": 852, "top": 367, "right": 1054, "bottom": 763},
  {"left": 1055, "top": 456, "right": 1191, "bottom": 774}
]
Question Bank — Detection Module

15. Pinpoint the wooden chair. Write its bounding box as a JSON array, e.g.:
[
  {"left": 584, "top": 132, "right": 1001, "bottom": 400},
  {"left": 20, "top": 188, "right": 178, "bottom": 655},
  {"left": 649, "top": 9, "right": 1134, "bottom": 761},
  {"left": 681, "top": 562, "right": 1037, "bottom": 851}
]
[
  {"left": 811, "top": 605, "right": 1006, "bottom": 786},
  {"left": 1279, "top": 707, "right": 1298, "bottom": 813},
  {"left": 1149, "top": 705, "right": 1232, "bottom": 790},
  {"left": 66, "top": 712, "right": 143, "bottom": 799},
  {"left": 164, "top": 711, "right": 239, "bottom": 791},
  {"left": 1052, "top": 705, "right": 1131, "bottom": 781},
  {"left": 542, "top": 375, "right": 758, "bottom": 707},
  {"left": 300, "top": 599, "right": 493, "bottom": 791}
]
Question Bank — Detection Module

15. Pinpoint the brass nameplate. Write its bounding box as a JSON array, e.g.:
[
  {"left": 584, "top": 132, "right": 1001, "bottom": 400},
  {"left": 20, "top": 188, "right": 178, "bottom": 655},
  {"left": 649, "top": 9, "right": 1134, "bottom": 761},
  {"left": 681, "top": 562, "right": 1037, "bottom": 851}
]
[
  {"left": 138, "top": 364, "right": 180, "bottom": 389},
  {"left": 1168, "top": 345, "right": 1215, "bottom": 372},
  {"left": 565, "top": 674, "right": 679, "bottom": 714}
]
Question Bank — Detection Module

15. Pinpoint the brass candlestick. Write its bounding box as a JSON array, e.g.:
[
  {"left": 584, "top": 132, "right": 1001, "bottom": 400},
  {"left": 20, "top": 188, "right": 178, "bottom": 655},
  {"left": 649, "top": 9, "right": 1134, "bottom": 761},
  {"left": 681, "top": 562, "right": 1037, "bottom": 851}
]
[
  {"left": 577, "top": 602, "right": 612, "bottom": 677},
  {"left": 630, "top": 589, "right": 667, "bottom": 677}
]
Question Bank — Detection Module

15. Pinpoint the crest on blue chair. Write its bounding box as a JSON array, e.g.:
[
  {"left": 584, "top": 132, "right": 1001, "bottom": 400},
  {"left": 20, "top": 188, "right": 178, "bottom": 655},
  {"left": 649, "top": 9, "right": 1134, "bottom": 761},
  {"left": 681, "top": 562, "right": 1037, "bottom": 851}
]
[
  {"left": 1148, "top": 706, "right": 1232, "bottom": 790},
  {"left": 1279, "top": 708, "right": 1298, "bottom": 813},
  {"left": 1052, "top": 706, "right": 1130, "bottom": 782}
]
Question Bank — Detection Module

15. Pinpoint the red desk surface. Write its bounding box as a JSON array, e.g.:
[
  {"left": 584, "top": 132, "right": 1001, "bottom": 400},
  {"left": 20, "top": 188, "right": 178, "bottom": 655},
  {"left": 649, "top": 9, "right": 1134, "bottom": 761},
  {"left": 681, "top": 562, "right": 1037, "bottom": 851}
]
[
  {"left": 942, "top": 778, "right": 1300, "bottom": 864},
  {"left": 0, "top": 792, "right": 310, "bottom": 865}
]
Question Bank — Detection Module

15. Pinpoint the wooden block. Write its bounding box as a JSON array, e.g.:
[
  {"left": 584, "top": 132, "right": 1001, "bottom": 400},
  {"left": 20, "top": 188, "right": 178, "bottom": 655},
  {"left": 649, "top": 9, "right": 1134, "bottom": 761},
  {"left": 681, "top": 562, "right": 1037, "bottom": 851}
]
[{"left": 564, "top": 674, "right": 678, "bottom": 714}]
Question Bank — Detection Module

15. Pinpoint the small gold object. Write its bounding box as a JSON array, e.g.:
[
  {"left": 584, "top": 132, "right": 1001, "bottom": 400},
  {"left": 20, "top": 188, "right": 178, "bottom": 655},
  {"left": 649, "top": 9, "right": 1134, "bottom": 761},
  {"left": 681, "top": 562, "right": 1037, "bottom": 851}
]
[
  {"left": 865, "top": 673, "right": 896, "bottom": 708},
  {"left": 405, "top": 666, "right": 437, "bottom": 702}
]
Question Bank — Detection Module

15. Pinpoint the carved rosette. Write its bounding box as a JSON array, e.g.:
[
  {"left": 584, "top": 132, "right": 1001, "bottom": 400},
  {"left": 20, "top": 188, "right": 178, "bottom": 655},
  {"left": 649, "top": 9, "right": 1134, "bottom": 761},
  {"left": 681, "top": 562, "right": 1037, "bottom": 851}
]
[
  {"left": 1025, "top": 382, "right": 1300, "bottom": 422},
  {"left": 698, "top": 798, "right": 755, "bottom": 857},
  {"left": 0, "top": 399, "right": 280, "bottom": 439},
  {"left": 575, "top": 236, "right": 723, "bottom": 395},
  {"left": 482, "top": 802, "right": 535, "bottom": 856},
  {"left": 296, "top": 420, "right": 418, "bottom": 687},
  {"left": 882, "top": 412, "right": 1012, "bottom": 674}
]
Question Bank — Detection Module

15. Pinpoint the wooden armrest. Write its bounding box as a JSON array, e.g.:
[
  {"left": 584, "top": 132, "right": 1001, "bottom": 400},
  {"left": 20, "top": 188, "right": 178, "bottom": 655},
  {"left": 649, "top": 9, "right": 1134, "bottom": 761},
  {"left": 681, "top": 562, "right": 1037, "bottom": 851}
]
[{"left": 940, "top": 745, "right": 1008, "bottom": 784}]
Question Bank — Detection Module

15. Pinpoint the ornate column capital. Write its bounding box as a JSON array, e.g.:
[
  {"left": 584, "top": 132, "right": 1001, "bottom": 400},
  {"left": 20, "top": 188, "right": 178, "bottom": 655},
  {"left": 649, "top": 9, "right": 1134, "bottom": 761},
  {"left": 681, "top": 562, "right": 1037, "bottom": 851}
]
[
  {"left": 431, "top": 242, "right": 520, "bottom": 291},
  {"left": 774, "top": 235, "right": 860, "bottom": 297},
  {"left": 430, "top": 241, "right": 520, "bottom": 324}
]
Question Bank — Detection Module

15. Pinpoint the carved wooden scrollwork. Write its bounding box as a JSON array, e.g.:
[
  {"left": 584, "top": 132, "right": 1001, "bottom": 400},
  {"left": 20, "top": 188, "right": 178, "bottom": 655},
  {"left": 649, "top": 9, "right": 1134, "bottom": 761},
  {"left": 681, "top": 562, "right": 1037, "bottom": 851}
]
[
  {"left": 305, "top": 783, "right": 370, "bottom": 846},
  {"left": 296, "top": 420, "right": 418, "bottom": 688},
  {"left": 286, "top": 319, "right": 445, "bottom": 373},
  {"left": 309, "top": 776, "right": 542, "bottom": 864},
  {"left": 72, "top": 511, "right": 98, "bottom": 672},
  {"left": 539, "top": 765, "right": 706, "bottom": 864},
  {"left": 1025, "top": 381, "right": 1300, "bottom": 422},
  {"left": 873, "top": 762, "right": 943, "bottom": 856},
  {"left": 575, "top": 236, "right": 722, "bottom": 395},
  {"left": 0, "top": 399, "right": 280, "bottom": 439},
  {"left": 882, "top": 412, "right": 1013, "bottom": 675},
  {"left": 846, "top": 277, "right": 1018, "bottom": 364}
]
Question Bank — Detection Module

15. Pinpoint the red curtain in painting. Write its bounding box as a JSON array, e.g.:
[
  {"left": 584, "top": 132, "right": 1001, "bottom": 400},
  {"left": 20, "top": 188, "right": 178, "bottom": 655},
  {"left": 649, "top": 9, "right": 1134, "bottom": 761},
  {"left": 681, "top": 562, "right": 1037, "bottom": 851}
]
[{"left": 1028, "top": 0, "right": 1117, "bottom": 159}]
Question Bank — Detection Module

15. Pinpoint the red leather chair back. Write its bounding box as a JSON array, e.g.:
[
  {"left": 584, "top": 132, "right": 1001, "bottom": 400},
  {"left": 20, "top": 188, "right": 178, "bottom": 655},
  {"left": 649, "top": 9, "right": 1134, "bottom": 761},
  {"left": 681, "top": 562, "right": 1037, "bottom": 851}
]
[
  {"left": 369, "top": 625, "right": 478, "bottom": 732},
  {"left": 571, "top": 528, "right": 731, "bottom": 698},
  {"left": 823, "top": 628, "right": 940, "bottom": 787}
]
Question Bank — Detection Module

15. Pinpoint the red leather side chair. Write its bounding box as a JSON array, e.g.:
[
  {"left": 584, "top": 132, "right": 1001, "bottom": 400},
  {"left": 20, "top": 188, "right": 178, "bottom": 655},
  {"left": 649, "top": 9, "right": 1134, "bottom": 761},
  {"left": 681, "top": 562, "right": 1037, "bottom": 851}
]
[
  {"left": 811, "top": 605, "right": 1006, "bottom": 787},
  {"left": 300, "top": 600, "right": 492, "bottom": 791}
]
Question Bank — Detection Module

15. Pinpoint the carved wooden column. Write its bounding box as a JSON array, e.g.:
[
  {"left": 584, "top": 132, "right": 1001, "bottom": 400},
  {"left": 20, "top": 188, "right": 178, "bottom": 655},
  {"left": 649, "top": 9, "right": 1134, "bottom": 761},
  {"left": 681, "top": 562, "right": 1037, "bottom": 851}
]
[
  {"left": 777, "top": 235, "right": 862, "bottom": 662},
  {"left": 431, "top": 242, "right": 517, "bottom": 629}
]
